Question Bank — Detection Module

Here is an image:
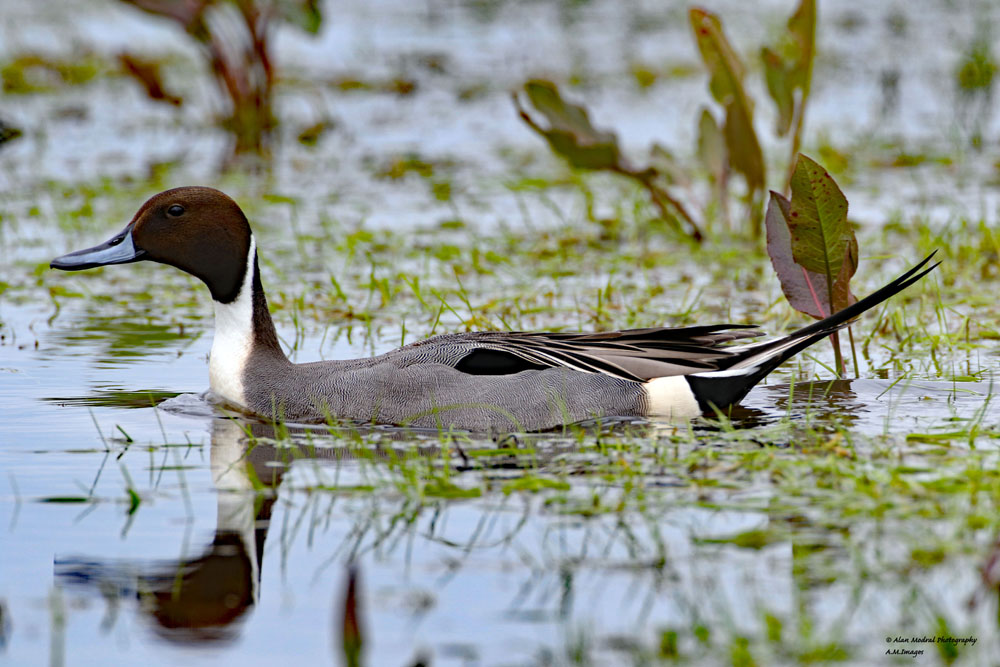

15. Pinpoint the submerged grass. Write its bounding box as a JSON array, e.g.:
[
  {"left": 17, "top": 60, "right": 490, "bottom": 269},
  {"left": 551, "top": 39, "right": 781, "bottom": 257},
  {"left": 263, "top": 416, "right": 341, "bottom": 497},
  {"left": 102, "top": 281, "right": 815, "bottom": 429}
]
[{"left": 190, "top": 405, "right": 998, "bottom": 664}]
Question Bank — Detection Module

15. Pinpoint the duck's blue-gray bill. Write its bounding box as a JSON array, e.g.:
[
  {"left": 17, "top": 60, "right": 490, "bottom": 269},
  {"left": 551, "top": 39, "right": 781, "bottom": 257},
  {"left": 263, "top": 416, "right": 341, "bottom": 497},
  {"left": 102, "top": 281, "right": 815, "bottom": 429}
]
[{"left": 50, "top": 227, "right": 146, "bottom": 271}]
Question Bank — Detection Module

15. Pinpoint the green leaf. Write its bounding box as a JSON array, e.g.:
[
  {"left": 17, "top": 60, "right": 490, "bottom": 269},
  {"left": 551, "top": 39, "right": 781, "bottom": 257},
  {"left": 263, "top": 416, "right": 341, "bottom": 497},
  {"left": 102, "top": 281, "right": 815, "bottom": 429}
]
[
  {"left": 761, "top": 0, "right": 816, "bottom": 133},
  {"left": 761, "top": 47, "right": 795, "bottom": 135},
  {"left": 689, "top": 8, "right": 765, "bottom": 192},
  {"left": 696, "top": 107, "right": 726, "bottom": 180},
  {"left": 126, "top": 487, "right": 141, "bottom": 515},
  {"left": 787, "top": 154, "right": 855, "bottom": 293},
  {"left": 787, "top": 0, "right": 816, "bottom": 93},
  {"left": 517, "top": 80, "right": 622, "bottom": 171},
  {"left": 423, "top": 479, "right": 481, "bottom": 498},
  {"left": 275, "top": 0, "right": 323, "bottom": 34},
  {"left": 689, "top": 8, "right": 744, "bottom": 106},
  {"left": 696, "top": 528, "right": 778, "bottom": 549},
  {"left": 765, "top": 190, "right": 857, "bottom": 319},
  {"left": 724, "top": 101, "right": 765, "bottom": 191}
]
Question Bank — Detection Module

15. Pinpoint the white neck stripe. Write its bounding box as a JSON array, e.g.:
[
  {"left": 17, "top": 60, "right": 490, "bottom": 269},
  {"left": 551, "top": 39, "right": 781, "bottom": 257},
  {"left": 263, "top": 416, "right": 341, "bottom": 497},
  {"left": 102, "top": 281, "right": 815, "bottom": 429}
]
[{"left": 208, "top": 235, "right": 256, "bottom": 407}]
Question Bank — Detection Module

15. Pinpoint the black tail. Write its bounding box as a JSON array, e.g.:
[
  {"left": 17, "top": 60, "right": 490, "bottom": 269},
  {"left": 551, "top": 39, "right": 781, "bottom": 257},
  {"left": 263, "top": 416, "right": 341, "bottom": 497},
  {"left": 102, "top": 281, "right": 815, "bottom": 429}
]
[{"left": 687, "top": 252, "right": 939, "bottom": 411}]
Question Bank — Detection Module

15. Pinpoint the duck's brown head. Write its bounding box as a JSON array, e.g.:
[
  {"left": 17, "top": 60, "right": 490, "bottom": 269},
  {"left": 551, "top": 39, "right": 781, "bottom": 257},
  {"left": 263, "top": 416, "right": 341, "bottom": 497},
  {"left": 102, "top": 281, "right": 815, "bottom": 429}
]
[{"left": 51, "top": 186, "right": 253, "bottom": 303}]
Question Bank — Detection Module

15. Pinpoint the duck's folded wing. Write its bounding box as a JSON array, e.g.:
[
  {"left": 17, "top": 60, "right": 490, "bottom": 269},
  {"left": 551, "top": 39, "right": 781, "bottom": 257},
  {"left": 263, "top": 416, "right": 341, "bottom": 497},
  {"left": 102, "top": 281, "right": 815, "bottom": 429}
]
[{"left": 442, "top": 325, "right": 762, "bottom": 382}]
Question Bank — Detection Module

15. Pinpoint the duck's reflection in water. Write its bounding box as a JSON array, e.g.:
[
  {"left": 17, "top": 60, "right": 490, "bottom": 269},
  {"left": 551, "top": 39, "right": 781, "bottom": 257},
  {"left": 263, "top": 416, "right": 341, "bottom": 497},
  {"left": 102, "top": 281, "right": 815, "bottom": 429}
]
[
  {"left": 137, "top": 532, "right": 255, "bottom": 643},
  {"left": 52, "top": 418, "right": 502, "bottom": 644},
  {"left": 44, "top": 382, "right": 889, "bottom": 644},
  {"left": 55, "top": 420, "right": 271, "bottom": 643},
  {"left": 139, "top": 420, "right": 298, "bottom": 642}
]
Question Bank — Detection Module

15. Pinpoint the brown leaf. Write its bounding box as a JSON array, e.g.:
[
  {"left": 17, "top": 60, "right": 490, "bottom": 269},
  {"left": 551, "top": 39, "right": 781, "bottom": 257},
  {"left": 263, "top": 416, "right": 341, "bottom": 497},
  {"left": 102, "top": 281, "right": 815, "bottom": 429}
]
[
  {"left": 118, "top": 53, "right": 183, "bottom": 106},
  {"left": 119, "top": 0, "right": 210, "bottom": 29},
  {"left": 339, "top": 565, "right": 364, "bottom": 667}
]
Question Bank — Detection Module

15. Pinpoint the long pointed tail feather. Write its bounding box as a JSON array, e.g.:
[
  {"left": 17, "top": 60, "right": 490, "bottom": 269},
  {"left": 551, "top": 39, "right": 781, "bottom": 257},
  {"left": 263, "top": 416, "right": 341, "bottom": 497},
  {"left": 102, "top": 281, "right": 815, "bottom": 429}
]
[
  {"left": 687, "top": 252, "right": 939, "bottom": 411},
  {"left": 768, "top": 251, "right": 938, "bottom": 344}
]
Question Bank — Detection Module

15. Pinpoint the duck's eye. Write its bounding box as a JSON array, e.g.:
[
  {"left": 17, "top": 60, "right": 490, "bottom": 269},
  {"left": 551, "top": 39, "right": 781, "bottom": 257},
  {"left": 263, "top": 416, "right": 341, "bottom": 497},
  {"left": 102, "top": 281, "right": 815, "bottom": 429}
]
[{"left": 166, "top": 204, "right": 185, "bottom": 217}]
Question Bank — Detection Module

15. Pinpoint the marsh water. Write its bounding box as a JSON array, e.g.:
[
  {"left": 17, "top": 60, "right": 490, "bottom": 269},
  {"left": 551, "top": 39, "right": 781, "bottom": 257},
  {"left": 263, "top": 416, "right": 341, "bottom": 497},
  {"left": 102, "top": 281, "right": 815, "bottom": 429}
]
[
  {"left": 3, "top": 321, "right": 994, "bottom": 666},
  {"left": 3, "top": 0, "right": 1000, "bottom": 665}
]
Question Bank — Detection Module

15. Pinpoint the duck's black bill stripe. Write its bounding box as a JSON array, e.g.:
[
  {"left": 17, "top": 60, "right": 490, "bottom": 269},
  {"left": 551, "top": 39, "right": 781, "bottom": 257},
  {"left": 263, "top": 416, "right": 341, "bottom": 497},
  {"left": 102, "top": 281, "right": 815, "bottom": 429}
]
[{"left": 50, "top": 226, "right": 146, "bottom": 271}]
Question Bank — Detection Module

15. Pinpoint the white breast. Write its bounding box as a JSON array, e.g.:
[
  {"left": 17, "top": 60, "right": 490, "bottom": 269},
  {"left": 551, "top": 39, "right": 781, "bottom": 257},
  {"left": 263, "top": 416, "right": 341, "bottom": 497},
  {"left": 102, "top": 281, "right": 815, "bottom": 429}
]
[
  {"left": 643, "top": 375, "right": 701, "bottom": 419},
  {"left": 208, "top": 235, "right": 256, "bottom": 407}
]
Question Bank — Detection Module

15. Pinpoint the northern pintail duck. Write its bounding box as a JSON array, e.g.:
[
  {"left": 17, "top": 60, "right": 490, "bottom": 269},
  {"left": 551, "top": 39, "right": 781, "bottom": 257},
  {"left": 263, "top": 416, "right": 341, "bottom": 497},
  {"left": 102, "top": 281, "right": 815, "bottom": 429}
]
[{"left": 50, "top": 187, "right": 937, "bottom": 432}]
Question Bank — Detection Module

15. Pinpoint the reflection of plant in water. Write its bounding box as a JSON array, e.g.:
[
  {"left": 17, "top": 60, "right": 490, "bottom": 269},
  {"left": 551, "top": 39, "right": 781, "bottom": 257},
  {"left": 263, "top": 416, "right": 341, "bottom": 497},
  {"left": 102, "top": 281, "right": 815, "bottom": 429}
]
[
  {"left": 119, "top": 0, "right": 322, "bottom": 163},
  {"left": 43, "top": 313, "right": 200, "bottom": 362}
]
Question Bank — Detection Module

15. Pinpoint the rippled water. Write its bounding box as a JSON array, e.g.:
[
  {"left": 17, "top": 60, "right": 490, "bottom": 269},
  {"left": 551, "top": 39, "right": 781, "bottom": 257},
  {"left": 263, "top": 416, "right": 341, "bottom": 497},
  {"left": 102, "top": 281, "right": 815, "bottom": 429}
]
[{"left": 3, "top": 303, "right": 996, "bottom": 664}]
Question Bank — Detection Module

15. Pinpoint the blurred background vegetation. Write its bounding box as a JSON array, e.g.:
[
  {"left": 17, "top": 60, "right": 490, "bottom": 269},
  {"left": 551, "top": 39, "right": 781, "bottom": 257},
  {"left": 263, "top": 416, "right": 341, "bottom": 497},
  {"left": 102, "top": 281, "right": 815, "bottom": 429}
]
[
  {"left": 3, "top": 0, "right": 996, "bottom": 358},
  {"left": 1, "top": 0, "right": 998, "bottom": 336}
]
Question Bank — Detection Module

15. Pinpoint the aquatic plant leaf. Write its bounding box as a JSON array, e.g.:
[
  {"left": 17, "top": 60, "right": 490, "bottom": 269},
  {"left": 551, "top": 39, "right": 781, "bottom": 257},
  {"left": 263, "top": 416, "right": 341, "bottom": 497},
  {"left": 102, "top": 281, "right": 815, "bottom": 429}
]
[
  {"left": 696, "top": 107, "right": 725, "bottom": 180},
  {"left": 516, "top": 80, "right": 622, "bottom": 171},
  {"left": 120, "top": 0, "right": 208, "bottom": 29},
  {"left": 787, "top": 154, "right": 856, "bottom": 294},
  {"left": 118, "top": 52, "right": 183, "bottom": 106},
  {"left": 689, "top": 8, "right": 764, "bottom": 191},
  {"left": 515, "top": 80, "right": 704, "bottom": 241},
  {"left": 787, "top": 0, "right": 817, "bottom": 91},
  {"left": 761, "top": 47, "right": 794, "bottom": 135},
  {"left": 765, "top": 191, "right": 856, "bottom": 319},
  {"left": 276, "top": 0, "right": 323, "bottom": 34},
  {"left": 723, "top": 101, "right": 764, "bottom": 191},
  {"left": 689, "top": 9, "right": 743, "bottom": 106},
  {"left": 762, "top": 0, "right": 815, "bottom": 136}
]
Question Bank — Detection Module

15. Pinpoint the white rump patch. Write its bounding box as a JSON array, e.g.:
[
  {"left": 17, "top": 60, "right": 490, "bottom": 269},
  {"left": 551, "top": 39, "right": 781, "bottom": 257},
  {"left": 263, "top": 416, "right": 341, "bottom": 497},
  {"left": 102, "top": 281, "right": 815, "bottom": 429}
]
[
  {"left": 644, "top": 376, "right": 701, "bottom": 419},
  {"left": 208, "top": 235, "right": 256, "bottom": 408}
]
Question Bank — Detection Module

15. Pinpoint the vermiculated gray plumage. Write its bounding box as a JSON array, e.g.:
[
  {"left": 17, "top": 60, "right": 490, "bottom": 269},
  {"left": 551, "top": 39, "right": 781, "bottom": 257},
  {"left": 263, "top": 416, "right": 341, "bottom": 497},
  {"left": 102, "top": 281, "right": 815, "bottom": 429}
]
[{"left": 241, "top": 326, "right": 761, "bottom": 431}]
